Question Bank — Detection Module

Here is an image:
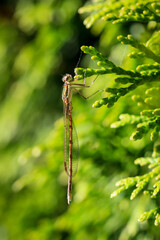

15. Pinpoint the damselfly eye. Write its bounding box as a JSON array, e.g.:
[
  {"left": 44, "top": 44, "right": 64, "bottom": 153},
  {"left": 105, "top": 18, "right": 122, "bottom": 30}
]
[{"left": 62, "top": 74, "right": 72, "bottom": 82}]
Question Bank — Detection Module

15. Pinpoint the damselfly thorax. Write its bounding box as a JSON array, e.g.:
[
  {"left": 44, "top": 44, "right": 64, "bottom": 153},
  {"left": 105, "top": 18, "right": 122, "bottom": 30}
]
[{"left": 62, "top": 74, "right": 72, "bottom": 103}]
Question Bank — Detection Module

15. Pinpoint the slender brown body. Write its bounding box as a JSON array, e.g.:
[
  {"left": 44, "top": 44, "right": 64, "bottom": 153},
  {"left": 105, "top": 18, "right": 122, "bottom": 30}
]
[
  {"left": 68, "top": 101, "right": 72, "bottom": 204},
  {"left": 62, "top": 72, "right": 100, "bottom": 204},
  {"left": 62, "top": 74, "right": 74, "bottom": 204}
]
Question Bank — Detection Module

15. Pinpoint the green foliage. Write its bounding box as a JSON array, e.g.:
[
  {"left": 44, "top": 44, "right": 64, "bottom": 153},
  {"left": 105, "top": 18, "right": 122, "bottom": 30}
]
[
  {"left": 75, "top": 32, "right": 160, "bottom": 109},
  {"left": 111, "top": 152, "right": 160, "bottom": 226},
  {"left": 1, "top": 0, "right": 160, "bottom": 239},
  {"left": 76, "top": 0, "right": 160, "bottom": 228},
  {"left": 111, "top": 112, "right": 160, "bottom": 141},
  {"left": 79, "top": 0, "right": 160, "bottom": 28}
]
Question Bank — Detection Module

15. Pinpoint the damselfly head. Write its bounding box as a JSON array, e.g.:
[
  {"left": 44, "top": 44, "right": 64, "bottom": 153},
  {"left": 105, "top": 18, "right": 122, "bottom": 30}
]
[{"left": 62, "top": 74, "right": 72, "bottom": 83}]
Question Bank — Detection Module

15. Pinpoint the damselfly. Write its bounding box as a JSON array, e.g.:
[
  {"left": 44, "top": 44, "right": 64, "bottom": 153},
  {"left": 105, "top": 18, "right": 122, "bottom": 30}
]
[{"left": 62, "top": 73, "right": 99, "bottom": 204}]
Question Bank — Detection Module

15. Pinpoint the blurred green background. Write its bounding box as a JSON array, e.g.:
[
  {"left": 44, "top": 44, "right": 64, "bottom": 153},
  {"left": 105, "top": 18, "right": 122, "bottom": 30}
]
[{"left": 0, "top": 0, "right": 160, "bottom": 240}]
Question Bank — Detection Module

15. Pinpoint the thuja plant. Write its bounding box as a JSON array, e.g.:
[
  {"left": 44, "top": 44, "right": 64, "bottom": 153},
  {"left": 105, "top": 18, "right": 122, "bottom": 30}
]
[{"left": 76, "top": 0, "right": 160, "bottom": 226}]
